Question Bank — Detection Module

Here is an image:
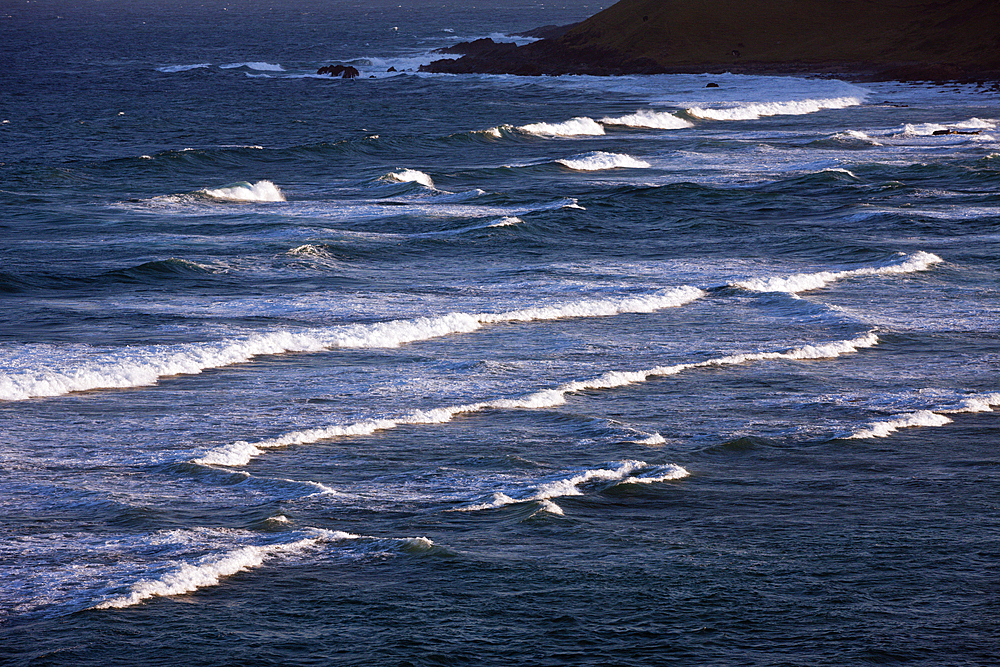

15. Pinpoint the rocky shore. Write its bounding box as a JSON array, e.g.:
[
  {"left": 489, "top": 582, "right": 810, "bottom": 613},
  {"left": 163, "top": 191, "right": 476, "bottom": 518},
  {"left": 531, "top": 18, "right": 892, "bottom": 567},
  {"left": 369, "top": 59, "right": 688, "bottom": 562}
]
[{"left": 421, "top": 0, "right": 1000, "bottom": 82}]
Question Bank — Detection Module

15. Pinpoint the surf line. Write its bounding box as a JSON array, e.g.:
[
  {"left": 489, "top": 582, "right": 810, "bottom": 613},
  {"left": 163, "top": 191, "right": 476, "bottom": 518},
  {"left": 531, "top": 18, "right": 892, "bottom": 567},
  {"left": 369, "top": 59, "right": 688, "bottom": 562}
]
[
  {"left": 843, "top": 392, "right": 1000, "bottom": 440},
  {"left": 0, "top": 286, "right": 704, "bottom": 402},
  {"left": 194, "top": 331, "right": 880, "bottom": 467}
]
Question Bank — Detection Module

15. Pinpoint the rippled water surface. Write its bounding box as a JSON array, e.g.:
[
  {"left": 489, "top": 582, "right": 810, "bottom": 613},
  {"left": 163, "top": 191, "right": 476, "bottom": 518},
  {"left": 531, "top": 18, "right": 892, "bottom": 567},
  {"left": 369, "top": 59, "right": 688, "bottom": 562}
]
[{"left": 2, "top": 1, "right": 999, "bottom": 664}]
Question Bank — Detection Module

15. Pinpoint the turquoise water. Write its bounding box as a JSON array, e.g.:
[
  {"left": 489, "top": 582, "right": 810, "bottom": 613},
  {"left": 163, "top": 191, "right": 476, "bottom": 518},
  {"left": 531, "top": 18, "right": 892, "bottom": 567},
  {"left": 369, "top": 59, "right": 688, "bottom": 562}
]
[{"left": 2, "top": 2, "right": 999, "bottom": 664}]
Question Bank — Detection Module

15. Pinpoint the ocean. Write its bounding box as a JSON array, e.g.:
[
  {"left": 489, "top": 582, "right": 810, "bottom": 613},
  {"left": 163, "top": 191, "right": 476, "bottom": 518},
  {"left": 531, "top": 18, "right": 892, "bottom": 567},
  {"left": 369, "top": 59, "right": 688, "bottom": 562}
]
[{"left": 2, "top": 1, "right": 998, "bottom": 664}]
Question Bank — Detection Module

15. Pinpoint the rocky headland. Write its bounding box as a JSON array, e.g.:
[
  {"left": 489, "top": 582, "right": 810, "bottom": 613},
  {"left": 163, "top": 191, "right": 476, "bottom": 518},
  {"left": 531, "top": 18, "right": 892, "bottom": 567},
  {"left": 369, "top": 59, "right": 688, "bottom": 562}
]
[{"left": 421, "top": 0, "right": 1000, "bottom": 82}]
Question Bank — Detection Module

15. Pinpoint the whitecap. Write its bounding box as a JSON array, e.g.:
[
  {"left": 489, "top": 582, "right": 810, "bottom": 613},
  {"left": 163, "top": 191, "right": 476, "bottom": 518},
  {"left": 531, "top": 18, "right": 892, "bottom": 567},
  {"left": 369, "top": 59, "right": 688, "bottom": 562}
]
[
  {"left": 383, "top": 169, "right": 435, "bottom": 188},
  {"left": 220, "top": 61, "right": 285, "bottom": 71},
  {"left": 0, "top": 286, "right": 704, "bottom": 404},
  {"left": 198, "top": 331, "right": 878, "bottom": 467},
  {"left": 732, "top": 251, "right": 942, "bottom": 294},
  {"left": 518, "top": 117, "right": 605, "bottom": 137},
  {"left": 201, "top": 180, "right": 285, "bottom": 202},
  {"left": 600, "top": 109, "right": 693, "bottom": 129},
  {"left": 556, "top": 151, "right": 651, "bottom": 171},
  {"left": 488, "top": 216, "right": 522, "bottom": 227},
  {"left": 686, "top": 96, "right": 865, "bottom": 121},
  {"left": 847, "top": 410, "right": 954, "bottom": 439},
  {"left": 156, "top": 63, "right": 211, "bottom": 73}
]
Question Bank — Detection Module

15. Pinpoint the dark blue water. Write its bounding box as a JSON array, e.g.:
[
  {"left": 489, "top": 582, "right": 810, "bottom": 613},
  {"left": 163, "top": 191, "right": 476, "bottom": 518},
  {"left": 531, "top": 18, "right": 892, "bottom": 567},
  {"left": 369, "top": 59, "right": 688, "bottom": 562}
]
[{"left": 2, "top": 2, "right": 999, "bottom": 665}]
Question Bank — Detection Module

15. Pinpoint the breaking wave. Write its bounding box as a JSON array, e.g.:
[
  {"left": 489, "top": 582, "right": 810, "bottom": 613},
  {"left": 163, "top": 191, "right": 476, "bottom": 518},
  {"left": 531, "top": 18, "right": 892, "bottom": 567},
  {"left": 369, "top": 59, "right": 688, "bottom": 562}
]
[
  {"left": 382, "top": 169, "right": 435, "bottom": 188},
  {"left": 556, "top": 151, "right": 651, "bottom": 171},
  {"left": 686, "top": 96, "right": 865, "bottom": 121},
  {"left": 846, "top": 392, "right": 1000, "bottom": 440},
  {"left": 196, "top": 331, "right": 879, "bottom": 467},
  {"left": 0, "top": 287, "right": 704, "bottom": 402},
  {"left": 600, "top": 109, "right": 694, "bottom": 129},
  {"left": 518, "top": 117, "right": 605, "bottom": 137},
  {"left": 455, "top": 460, "right": 689, "bottom": 512},
  {"left": 731, "top": 251, "right": 942, "bottom": 293},
  {"left": 201, "top": 180, "right": 285, "bottom": 202},
  {"left": 90, "top": 528, "right": 436, "bottom": 610}
]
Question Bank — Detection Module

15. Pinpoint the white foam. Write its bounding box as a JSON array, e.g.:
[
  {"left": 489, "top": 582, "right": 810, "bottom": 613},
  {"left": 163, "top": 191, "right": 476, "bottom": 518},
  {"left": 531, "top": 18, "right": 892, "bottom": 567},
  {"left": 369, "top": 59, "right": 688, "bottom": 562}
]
[
  {"left": 950, "top": 392, "right": 1000, "bottom": 413},
  {"left": 519, "top": 117, "right": 605, "bottom": 137},
  {"left": 156, "top": 63, "right": 211, "bottom": 73},
  {"left": 732, "top": 251, "right": 942, "bottom": 293},
  {"left": 686, "top": 96, "right": 865, "bottom": 121},
  {"left": 634, "top": 433, "right": 666, "bottom": 445},
  {"left": 832, "top": 130, "right": 883, "bottom": 146},
  {"left": 199, "top": 331, "right": 877, "bottom": 467},
  {"left": 488, "top": 216, "right": 522, "bottom": 227},
  {"left": 556, "top": 152, "right": 651, "bottom": 171},
  {"left": 93, "top": 535, "right": 325, "bottom": 609},
  {"left": 201, "top": 180, "right": 285, "bottom": 202},
  {"left": 537, "top": 499, "right": 565, "bottom": 516},
  {"left": 844, "top": 392, "right": 999, "bottom": 440},
  {"left": 383, "top": 169, "right": 435, "bottom": 188},
  {"left": 88, "top": 528, "right": 438, "bottom": 609},
  {"left": 847, "top": 410, "right": 954, "bottom": 439},
  {"left": 621, "top": 464, "right": 690, "bottom": 484},
  {"left": 600, "top": 109, "right": 694, "bottom": 129},
  {"left": 456, "top": 460, "right": 686, "bottom": 513},
  {"left": 220, "top": 62, "right": 285, "bottom": 71},
  {"left": 1, "top": 286, "right": 703, "bottom": 402}
]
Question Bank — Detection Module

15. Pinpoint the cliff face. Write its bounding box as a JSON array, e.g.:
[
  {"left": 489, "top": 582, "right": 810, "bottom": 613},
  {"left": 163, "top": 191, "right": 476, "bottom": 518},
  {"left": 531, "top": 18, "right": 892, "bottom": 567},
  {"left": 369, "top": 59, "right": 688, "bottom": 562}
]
[{"left": 422, "top": 0, "right": 1000, "bottom": 80}]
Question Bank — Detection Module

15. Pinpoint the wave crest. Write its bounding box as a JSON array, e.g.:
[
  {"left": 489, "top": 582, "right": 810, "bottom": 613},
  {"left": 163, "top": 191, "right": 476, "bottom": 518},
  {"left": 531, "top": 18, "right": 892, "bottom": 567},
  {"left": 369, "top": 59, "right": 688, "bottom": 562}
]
[
  {"left": 687, "top": 96, "right": 865, "bottom": 121},
  {"left": 201, "top": 180, "right": 285, "bottom": 202},
  {"left": 556, "top": 151, "right": 651, "bottom": 171}
]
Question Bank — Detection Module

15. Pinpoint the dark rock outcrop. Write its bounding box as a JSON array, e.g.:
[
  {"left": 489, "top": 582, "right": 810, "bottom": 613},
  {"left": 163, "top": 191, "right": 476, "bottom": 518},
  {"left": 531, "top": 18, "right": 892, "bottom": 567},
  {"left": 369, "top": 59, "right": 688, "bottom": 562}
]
[
  {"left": 318, "top": 65, "right": 360, "bottom": 79},
  {"left": 420, "top": 0, "right": 1000, "bottom": 82}
]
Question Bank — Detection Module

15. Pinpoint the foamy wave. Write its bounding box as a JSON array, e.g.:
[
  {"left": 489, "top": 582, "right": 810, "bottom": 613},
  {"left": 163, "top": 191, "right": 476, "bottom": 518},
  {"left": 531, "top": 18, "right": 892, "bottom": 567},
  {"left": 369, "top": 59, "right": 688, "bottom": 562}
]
[
  {"left": 90, "top": 528, "right": 436, "bottom": 609},
  {"left": 686, "top": 96, "right": 864, "bottom": 121},
  {"left": 93, "top": 533, "right": 342, "bottom": 609},
  {"left": 1, "top": 287, "right": 703, "bottom": 402},
  {"left": 848, "top": 410, "right": 953, "bottom": 439},
  {"left": 489, "top": 216, "right": 522, "bottom": 227},
  {"left": 199, "top": 332, "right": 877, "bottom": 467},
  {"left": 556, "top": 152, "right": 651, "bottom": 171},
  {"left": 537, "top": 500, "right": 565, "bottom": 516},
  {"left": 456, "top": 461, "right": 688, "bottom": 512},
  {"left": 732, "top": 251, "right": 942, "bottom": 293},
  {"left": 600, "top": 109, "right": 693, "bottom": 129},
  {"left": 901, "top": 118, "right": 996, "bottom": 137},
  {"left": 846, "top": 392, "right": 1000, "bottom": 439},
  {"left": 383, "top": 169, "right": 435, "bottom": 188},
  {"left": 157, "top": 63, "right": 211, "bottom": 73},
  {"left": 519, "top": 117, "right": 605, "bottom": 137},
  {"left": 201, "top": 180, "right": 285, "bottom": 202},
  {"left": 220, "top": 62, "right": 285, "bottom": 71},
  {"left": 634, "top": 433, "right": 666, "bottom": 445}
]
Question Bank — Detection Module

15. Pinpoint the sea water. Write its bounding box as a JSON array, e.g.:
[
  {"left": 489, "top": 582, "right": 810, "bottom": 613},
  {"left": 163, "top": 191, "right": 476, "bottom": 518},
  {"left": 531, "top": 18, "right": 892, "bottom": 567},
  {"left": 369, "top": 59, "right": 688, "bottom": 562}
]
[{"left": 1, "top": 1, "right": 998, "bottom": 664}]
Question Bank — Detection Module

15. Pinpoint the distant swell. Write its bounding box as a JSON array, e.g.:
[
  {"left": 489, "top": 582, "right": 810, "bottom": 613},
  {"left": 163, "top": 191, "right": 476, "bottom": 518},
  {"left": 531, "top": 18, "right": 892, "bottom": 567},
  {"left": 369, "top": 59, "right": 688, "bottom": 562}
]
[
  {"left": 687, "top": 96, "right": 865, "bottom": 121},
  {"left": 0, "top": 287, "right": 704, "bottom": 401},
  {"left": 197, "top": 332, "right": 879, "bottom": 467}
]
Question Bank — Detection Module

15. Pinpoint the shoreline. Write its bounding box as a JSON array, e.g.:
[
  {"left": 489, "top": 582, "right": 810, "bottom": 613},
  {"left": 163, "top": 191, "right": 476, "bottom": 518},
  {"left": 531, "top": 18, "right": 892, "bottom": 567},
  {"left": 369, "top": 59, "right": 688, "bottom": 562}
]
[{"left": 420, "top": 0, "right": 1000, "bottom": 85}]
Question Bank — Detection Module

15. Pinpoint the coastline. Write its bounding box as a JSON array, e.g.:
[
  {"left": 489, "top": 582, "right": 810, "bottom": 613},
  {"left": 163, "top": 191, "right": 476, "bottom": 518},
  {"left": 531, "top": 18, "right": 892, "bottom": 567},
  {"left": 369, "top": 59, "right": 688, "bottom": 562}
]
[{"left": 421, "top": 0, "right": 1000, "bottom": 83}]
